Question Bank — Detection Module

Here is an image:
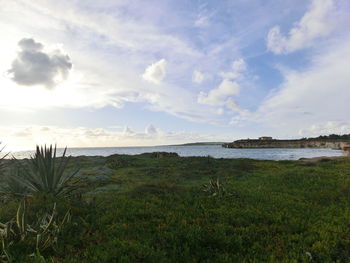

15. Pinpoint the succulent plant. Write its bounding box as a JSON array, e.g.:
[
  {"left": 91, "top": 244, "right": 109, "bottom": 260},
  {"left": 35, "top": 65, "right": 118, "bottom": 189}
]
[
  {"left": 0, "top": 142, "right": 9, "bottom": 171},
  {"left": 202, "top": 177, "right": 226, "bottom": 197},
  {"left": 0, "top": 145, "right": 79, "bottom": 197}
]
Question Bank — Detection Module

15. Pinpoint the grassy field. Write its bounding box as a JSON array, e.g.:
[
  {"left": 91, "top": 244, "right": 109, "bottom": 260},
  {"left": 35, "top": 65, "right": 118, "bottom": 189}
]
[{"left": 1, "top": 153, "right": 350, "bottom": 262}]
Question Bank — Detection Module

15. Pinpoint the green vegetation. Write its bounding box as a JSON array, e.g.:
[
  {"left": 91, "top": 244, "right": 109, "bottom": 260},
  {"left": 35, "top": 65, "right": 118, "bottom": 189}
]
[
  {"left": 0, "top": 143, "right": 9, "bottom": 171},
  {"left": 202, "top": 177, "right": 226, "bottom": 197},
  {"left": 0, "top": 199, "right": 71, "bottom": 262},
  {"left": 0, "top": 145, "right": 78, "bottom": 197},
  {"left": 1, "top": 151, "right": 350, "bottom": 262},
  {"left": 305, "top": 133, "right": 350, "bottom": 141}
]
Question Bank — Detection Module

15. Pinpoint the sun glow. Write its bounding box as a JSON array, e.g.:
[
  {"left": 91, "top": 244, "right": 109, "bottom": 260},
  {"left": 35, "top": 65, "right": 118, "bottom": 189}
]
[{"left": 0, "top": 71, "right": 80, "bottom": 110}]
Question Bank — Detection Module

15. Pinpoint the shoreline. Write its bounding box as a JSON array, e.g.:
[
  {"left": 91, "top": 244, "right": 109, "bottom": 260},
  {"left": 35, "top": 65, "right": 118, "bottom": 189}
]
[{"left": 3, "top": 148, "right": 346, "bottom": 162}]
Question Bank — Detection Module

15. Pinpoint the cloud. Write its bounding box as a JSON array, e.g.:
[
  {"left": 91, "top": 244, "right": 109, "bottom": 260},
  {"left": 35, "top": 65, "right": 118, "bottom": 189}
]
[
  {"left": 198, "top": 79, "right": 240, "bottom": 108},
  {"left": 244, "top": 36, "right": 350, "bottom": 135},
  {"left": 219, "top": 58, "right": 246, "bottom": 80},
  {"left": 192, "top": 70, "right": 206, "bottom": 84},
  {"left": 299, "top": 121, "right": 350, "bottom": 137},
  {"left": 194, "top": 15, "right": 210, "bottom": 27},
  {"left": 0, "top": 1, "right": 261, "bottom": 126},
  {"left": 216, "top": 108, "right": 224, "bottom": 115},
  {"left": 142, "top": 59, "right": 167, "bottom": 85},
  {"left": 122, "top": 126, "right": 135, "bottom": 136},
  {"left": 0, "top": 2, "right": 215, "bottom": 123},
  {"left": 3, "top": 0, "right": 347, "bottom": 136},
  {"left": 145, "top": 124, "right": 157, "bottom": 135},
  {"left": 194, "top": 9, "right": 213, "bottom": 28},
  {"left": 231, "top": 59, "right": 247, "bottom": 72},
  {"left": 267, "top": 0, "right": 334, "bottom": 54},
  {"left": 198, "top": 58, "right": 250, "bottom": 114},
  {"left": 15, "top": 1, "right": 201, "bottom": 58},
  {"left": 18, "top": 38, "right": 43, "bottom": 51},
  {"left": 225, "top": 98, "right": 241, "bottom": 112},
  {"left": 8, "top": 38, "right": 72, "bottom": 88},
  {"left": 229, "top": 110, "right": 252, "bottom": 126},
  {"left": 0, "top": 124, "right": 226, "bottom": 151}
]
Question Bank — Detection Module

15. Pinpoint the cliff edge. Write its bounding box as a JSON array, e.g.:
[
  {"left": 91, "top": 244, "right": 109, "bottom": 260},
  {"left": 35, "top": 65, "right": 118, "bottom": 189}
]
[{"left": 223, "top": 139, "right": 350, "bottom": 150}]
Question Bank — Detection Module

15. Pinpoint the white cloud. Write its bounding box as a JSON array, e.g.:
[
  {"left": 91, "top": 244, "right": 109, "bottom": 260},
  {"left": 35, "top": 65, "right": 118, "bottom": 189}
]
[
  {"left": 0, "top": 1, "right": 221, "bottom": 124},
  {"left": 219, "top": 58, "right": 246, "bottom": 80},
  {"left": 142, "top": 59, "right": 167, "bottom": 85},
  {"left": 299, "top": 122, "right": 350, "bottom": 137},
  {"left": 194, "top": 3, "right": 213, "bottom": 28},
  {"left": 0, "top": 0, "right": 263, "bottom": 127},
  {"left": 198, "top": 58, "right": 250, "bottom": 114},
  {"left": 144, "top": 83, "right": 222, "bottom": 124},
  {"left": 192, "top": 70, "right": 206, "bottom": 84},
  {"left": 229, "top": 110, "right": 252, "bottom": 126},
  {"left": 245, "top": 36, "right": 350, "bottom": 135},
  {"left": 267, "top": 0, "right": 334, "bottom": 54},
  {"left": 225, "top": 98, "right": 241, "bottom": 112},
  {"left": 8, "top": 38, "right": 72, "bottom": 89},
  {"left": 0, "top": 125, "right": 225, "bottom": 151},
  {"left": 216, "top": 108, "right": 224, "bottom": 115},
  {"left": 299, "top": 121, "right": 350, "bottom": 137},
  {"left": 232, "top": 59, "right": 247, "bottom": 72},
  {"left": 198, "top": 79, "right": 240, "bottom": 108},
  {"left": 194, "top": 15, "right": 210, "bottom": 27},
  {"left": 11, "top": 1, "right": 200, "bottom": 58},
  {"left": 122, "top": 126, "right": 135, "bottom": 136},
  {"left": 3, "top": 0, "right": 347, "bottom": 139},
  {"left": 145, "top": 124, "right": 157, "bottom": 135},
  {"left": 0, "top": 38, "right": 216, "bottom": 123}
]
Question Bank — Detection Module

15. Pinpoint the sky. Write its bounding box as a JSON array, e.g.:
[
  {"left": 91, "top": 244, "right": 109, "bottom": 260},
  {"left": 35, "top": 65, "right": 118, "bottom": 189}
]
[{"left": 0, "top": 0, "right": 350, "bottom": 150}]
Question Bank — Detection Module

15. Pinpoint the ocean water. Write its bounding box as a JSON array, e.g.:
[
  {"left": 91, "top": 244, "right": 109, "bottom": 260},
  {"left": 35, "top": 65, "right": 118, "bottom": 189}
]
[{"left": 6, "top": 145, "right": 344, "bottom": 160}]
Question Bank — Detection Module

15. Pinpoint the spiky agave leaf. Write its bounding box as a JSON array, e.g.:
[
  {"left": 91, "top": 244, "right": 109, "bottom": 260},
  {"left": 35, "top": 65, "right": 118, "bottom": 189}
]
[
  {"left": 16, "top": 199, "right": 26, "bottom": 239},
  {"left": 34, "top": 145, "right": 77, "bottom": 196},
  {"left": 0, "top": 143, "right": 10, "bottom": 192},
  {"left": 202, "top": 177, "right": 226, "bottom": 197},
  {"left": 1, "top": 200, "right": 71, "bottom": 258},
  {"left": 21, "top": 145, "right": 78, "bottom": 196},
  {"left": 3, "top": 144, "right": 79, "bottom": 197},
  {"left": 0, "top": 142, "right": 9, "bottom": 168},
  {"left": 0, "top": 168, "right": 29, "bottom": 197}
]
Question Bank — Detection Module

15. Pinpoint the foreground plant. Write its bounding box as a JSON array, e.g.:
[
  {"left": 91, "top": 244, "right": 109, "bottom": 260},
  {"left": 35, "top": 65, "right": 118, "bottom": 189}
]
[
  {"left": 0, "top": 199, "right": 71, "bottom": 262},
  {"left": 0, "top": 142, "right": 9, "bottom": 172},
  {"left": 0, "top": 145, "right": 79, "bottom": 197},
  {"left": 202, "top": 177, "right": 226, "bottom": 197}
]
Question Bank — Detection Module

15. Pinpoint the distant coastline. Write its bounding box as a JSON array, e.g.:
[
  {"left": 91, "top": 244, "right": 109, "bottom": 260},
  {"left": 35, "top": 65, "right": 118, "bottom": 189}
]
[
  {"left": 174, "top": 142, "right": 227, "bottom": 146},
  {"left": 223, "top": 134, "right": 350, "bottom": 151}
]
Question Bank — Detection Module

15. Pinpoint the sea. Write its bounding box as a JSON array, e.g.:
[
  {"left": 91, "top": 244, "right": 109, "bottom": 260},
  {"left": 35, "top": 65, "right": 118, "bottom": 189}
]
[{"left": 6, "top": 145, "right": 344, "bottom": 161}]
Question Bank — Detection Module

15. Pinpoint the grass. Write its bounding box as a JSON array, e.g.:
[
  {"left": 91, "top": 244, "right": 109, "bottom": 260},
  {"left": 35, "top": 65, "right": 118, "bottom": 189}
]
[{"left": 1, "top": 153, "right": 350, "bottom": 262}]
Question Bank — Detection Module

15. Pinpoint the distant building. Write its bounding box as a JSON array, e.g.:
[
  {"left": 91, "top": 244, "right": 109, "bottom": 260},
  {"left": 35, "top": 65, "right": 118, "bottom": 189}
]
[{"left": 259, "top": 136, "right": 273, "bottom": 140}]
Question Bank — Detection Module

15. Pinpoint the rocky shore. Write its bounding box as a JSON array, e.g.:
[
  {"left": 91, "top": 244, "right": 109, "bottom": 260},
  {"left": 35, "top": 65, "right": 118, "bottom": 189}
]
[{"left": 223, "top": 139, "right": 350, "bottom": 151}]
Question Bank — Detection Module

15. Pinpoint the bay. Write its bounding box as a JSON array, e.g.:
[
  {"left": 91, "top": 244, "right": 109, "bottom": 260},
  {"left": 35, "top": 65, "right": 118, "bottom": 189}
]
[{"left": 8, "top": 145, "right": 344, "bottom": 160}]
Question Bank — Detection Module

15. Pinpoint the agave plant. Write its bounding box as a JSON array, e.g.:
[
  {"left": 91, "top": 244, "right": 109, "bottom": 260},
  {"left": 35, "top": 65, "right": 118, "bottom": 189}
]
[
  {"left": 0, "top": 142, "right": 9, "bottom": 171},
  {"left": 202, "top": 177, "right": 226, "bottom": 197},
  {"left": 0, "top": 169, "right": 29, "bottom": 198},
  {"left": 1, "top": 145, "right": 79, "bottom": 197},
  {"left": 0, "top": 143, "right": 12, "bottom": 199}
]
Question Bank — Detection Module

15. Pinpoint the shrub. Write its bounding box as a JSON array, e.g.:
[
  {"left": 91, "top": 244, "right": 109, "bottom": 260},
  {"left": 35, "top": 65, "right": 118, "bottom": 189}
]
[
  {"left": 106, "top": 155, "right": 130, "bottom": 169},
  {"left": 139, "top": 152, "right": 179, "bottom": 158},
  {"left": 0, "top": 142, "right": 9, "bottom": 172},
  {"left": 0, "top": 145, "right": 79, "bottom": 197},
  {"left": 202, "top": 177, "right": 226, "bottom": 197}
]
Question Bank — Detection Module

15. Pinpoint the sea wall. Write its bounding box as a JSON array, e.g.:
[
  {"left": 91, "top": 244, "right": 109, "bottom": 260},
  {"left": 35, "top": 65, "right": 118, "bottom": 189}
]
[{"left": 223, "top": 140, "right": 349, "bottom": 150}]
